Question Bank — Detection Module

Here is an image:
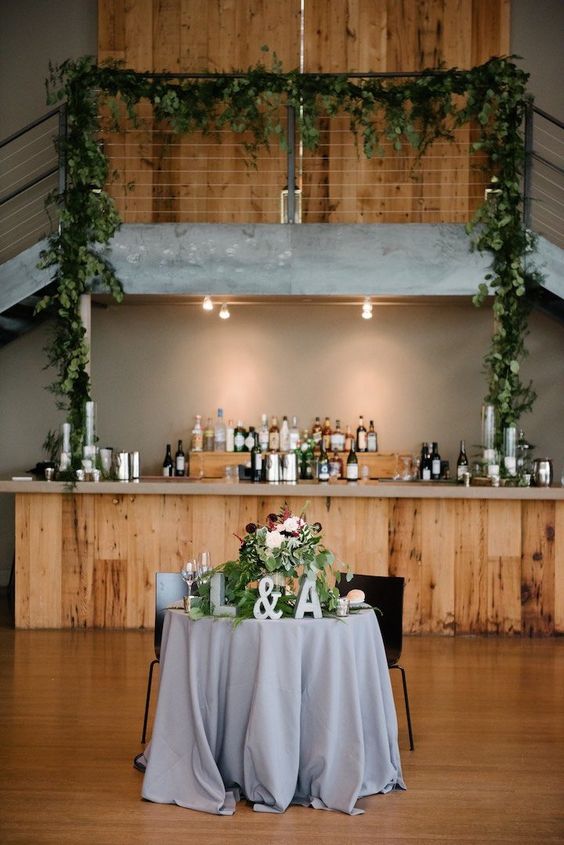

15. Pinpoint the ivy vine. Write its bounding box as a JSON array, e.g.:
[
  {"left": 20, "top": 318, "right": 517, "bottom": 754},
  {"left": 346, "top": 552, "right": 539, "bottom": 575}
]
[{"left": 39, "top": 53, "right": 540, "bottom": 455}]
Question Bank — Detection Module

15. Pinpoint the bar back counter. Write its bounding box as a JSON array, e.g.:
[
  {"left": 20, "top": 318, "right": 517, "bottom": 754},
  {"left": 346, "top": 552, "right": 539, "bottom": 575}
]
[{"left": 2, "top": 479, "right": 563, "bottom": 635}]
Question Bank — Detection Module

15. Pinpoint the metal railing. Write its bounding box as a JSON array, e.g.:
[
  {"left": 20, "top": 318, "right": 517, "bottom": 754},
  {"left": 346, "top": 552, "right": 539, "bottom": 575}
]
[
  {"left": 525, "top": 104, "right": 564, "bottom": 249},
  {"left": 0, "top": 106, "right": 65, "bottom": 264}
]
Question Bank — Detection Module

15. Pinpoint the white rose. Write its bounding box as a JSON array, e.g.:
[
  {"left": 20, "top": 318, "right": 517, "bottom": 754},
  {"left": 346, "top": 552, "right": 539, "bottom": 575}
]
[
  {"left": 282, "top": 516, "right": 302, "bottom": 533},
  {"left": 265, "top": 529, "right": 284, "bottom": 549}
]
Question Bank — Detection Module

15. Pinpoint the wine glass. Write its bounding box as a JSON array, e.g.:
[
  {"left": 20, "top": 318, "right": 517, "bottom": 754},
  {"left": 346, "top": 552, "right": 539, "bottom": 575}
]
[
  {"left": 181, "top": 559, "right": 198, "bottom": 611},
  {"left": 197, "top": 550, "right": 212, "bottom": 578}
]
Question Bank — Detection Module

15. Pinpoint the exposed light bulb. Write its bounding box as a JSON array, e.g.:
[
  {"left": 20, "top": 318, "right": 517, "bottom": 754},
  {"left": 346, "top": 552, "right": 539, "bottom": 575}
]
[
  {"left": 361, "top": 299, "right": 373, "bottom": 320},
  {"left": 202, "top": 296, "right": 214, "bottom": 311},
  {"left": 219, "top": 303, "right": 230, "bottom": 320}
]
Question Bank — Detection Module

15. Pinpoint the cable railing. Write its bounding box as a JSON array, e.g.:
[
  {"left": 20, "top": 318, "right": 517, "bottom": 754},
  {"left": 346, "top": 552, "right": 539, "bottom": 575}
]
[
  {"left": 0, "top": 107, "right": 65, "bottom": 264},
  {"left": 525, "top": 105, "right": 564, "bottom": 250}
]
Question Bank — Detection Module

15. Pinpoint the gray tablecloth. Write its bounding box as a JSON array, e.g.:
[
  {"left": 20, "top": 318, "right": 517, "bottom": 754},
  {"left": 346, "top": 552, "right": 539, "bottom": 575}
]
[{"left": 141, "top": 609, "right": 405, "bottom": 815}]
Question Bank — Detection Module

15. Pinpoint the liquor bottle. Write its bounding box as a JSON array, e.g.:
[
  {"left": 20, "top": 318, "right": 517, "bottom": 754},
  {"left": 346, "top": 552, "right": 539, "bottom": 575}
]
[
  {"left": 174, "top": 440, "right": 186, "bottom": 477},
  {"left": 344, "top": 424, "right": 354, "bottom": 453},
  {"left": 346, "top": 441, "right": 359, "bottom": 481},
  {"left": 280, "top": 416, "right": 290, "bottom": 452},
  {"left": 258, "top": 413, "right": 270, "bottom": 452},
  {"left": 331, "top": 419, "right": 344, "bottom": 453},
  {"left": 244, "top": 426, "right": 255, "bottom": 452},
  {"left": 162, "top": 443, "right": 174, "bottom": 477},
  {"left": 356, "top": 416, "right": 367, "bottom": 452},
  {"left": 311, "top": 417, "right": 322, "bottom": 449},
  {"left": 329, "top": 450, "right": 343, "bottom": 478},
  {"left": 430, "top": 442, "right": 441, "bottom": 480},
  {"left": 233, "top": 421, "right": 246, "bottom": 452},
  {"left": 251, "top": 432, "right": 262, "bottom": 483},
  {"left": 203, "top": 417, "right": 214, "bottom": 451},
  {"left": 269, "top": 416, "right": 280, "bottom": 451},
  {"left": 225, "top": 419, "right": 235, "bottom": 452},
  {"left": 367, "top": 420, "right": 378, "bottom": 453},
  {"left": 322, "top": 417, "right": 332, "bottom": 451},
  {"left": 421, "top": 444, "right": 432, "bottom": 481},
  {"left": 300, "top": 438, "right": 314, "bottom": 480},
  {"left": 456, "top": 439, "right": 469, "bottom": 482},
  {"left": 191, "top": 415, "right": 203, "bottom": 452},
  {"left": 214, "top": 407, "right": 226, "bottom": 452},
  {"left": 318, "top": 443, "right": 330, "bottom": 482},
  {"left": 289, "top": 416, "right": 300, "bottom": 451}
]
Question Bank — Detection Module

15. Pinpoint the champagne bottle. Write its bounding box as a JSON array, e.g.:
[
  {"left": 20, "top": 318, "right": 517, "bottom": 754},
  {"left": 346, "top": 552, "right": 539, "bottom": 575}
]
[
  {"left": 251, "top": 432, "right": 262, "bottom": 483},
  {"left": 456, "top": 439, "right": 469, "bottom": 482},
  {"left": 346, "top": 441, "right": 359, "bottom": 481},
  {"left": 214, "top": 407, "right": 226, "bottom": 451},
  {"left": 174, "top": 440, "right": 186, "bottom": 477},
  {"left": 203, "top": 417, "right": 214, "bottom": 451},
  {"left": 191, "top": 415, "right": 203, "bottom": 452},
  {"left": 367, "top": 420, "right": 378, "bottom": 452},
  {"left": 431, "top": 442, "right": 441, "bottom": 480},
  {"left": 269, "top": 416, "right": 280, "bottom": 451},
  {"left": 162, "top": 443, "right": 174, "bottom": 477},
  {"left": 356, "top": 416, "right": 367, "bottom": 452}
]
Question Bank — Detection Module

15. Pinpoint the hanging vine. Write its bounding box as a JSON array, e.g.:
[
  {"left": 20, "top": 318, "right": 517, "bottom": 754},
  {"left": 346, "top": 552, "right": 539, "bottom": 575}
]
[{"left": 39, "top": 53, "right": 540, "bottom": 455}]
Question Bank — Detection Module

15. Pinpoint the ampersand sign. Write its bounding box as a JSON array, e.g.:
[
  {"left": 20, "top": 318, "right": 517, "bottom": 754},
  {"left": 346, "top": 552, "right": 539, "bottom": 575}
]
[{"left": 253, "top": 576, "right": 283, "bottom": 620}]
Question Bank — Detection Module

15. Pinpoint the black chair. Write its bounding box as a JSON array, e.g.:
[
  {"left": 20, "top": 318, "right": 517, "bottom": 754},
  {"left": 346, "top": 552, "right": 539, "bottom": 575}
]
[
  {"left": 338, "top": 573, "right": 415, "bottom": 751},
  {"left": 141, "top": 572, "right": 188, "bottom": 744}
]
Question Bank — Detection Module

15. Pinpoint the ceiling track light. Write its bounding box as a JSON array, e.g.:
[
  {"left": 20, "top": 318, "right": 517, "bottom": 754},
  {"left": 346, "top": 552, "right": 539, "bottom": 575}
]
[
  {"left": 219, "top": 303, "right": 230, "bottom": 320},
  {"left": 202, "top": 295, "right": 214, "bottom": 311}
]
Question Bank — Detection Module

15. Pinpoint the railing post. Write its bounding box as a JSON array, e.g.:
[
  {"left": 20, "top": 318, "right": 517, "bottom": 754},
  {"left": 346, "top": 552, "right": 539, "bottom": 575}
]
[
  {"left": 523, "top": 96, "right": 534, "bottom": 230},
  {"left": 286, "top": 104, "right": 296, "bottom": 224},
  {"left": 58, "top": 104, "right": 67, "bottom": 198}
]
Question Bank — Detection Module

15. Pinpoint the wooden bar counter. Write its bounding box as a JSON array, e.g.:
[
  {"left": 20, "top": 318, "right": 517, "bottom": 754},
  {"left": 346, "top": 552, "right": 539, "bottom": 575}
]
[{"left": 2, "top": 479, "right": 563, "bottom": 635}]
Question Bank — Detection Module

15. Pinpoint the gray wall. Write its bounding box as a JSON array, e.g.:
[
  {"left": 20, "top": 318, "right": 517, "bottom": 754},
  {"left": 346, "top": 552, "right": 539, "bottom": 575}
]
[{"left": 511, "top": 0, "right": 564, "bottom": 116}]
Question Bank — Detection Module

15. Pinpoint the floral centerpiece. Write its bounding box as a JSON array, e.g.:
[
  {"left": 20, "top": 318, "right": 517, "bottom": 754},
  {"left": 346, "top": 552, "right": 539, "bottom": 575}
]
[{"left": 199, "top": 504, "right": 346, "bottom": 619}]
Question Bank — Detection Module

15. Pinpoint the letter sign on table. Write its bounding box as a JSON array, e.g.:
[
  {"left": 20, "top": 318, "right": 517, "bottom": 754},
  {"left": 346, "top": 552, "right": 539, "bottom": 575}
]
[
  {"left": 294, "top": 576, "right": 322, "bottom": 619},
  {"left": 253, "top": 576, "right": 283, "bottom": 620},
  {"left": 210, "top": 572, "right": 236, "bottom": 617}
]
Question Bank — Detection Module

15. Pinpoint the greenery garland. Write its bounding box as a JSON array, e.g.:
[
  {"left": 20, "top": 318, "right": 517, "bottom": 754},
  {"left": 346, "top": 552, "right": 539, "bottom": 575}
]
[{"left": 40, "top": 53, "right": 540, "bottom": 455}]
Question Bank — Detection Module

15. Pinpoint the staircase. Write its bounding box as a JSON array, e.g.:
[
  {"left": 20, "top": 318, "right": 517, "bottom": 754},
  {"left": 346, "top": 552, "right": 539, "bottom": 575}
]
[{"left": 1, "top": 102, "right": 562, "bottom": 346}]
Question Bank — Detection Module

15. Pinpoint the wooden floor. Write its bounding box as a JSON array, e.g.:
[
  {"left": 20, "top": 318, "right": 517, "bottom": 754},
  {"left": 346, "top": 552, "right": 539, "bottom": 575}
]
[{"left": 1, "top": 598, "right": 563, "bottom": 844}]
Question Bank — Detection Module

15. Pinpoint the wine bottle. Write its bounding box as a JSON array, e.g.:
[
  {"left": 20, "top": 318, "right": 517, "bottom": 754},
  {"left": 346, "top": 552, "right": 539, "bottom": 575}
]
[
  {"left": 311, "top": 416, "right": 322, "bottom": 449},
  {"left": 367, "top": 420, "right": 378, "bottom": 452},
  {"left": 344, "top": 425, "right": 354, "bottom": 453},
  {"left": 191, "top": 415, "right": 203, "bottom": 452},
  {"left": 233, "top": 421, "right": 246, "bottom": 452},
  {"left": 280, "top": 415, "right": 290, "bottom": 452},
  {"left": 456, "top": 439, "right": 469, "bottom": 482},
  {"left": 251, "top": 432, "right": 262, "bottom": 483},
  {"left": 174, "top": 440, "right": 186, "bottom": 477},
  {"left": 203, "top": 417, "right": 214, "bottom": 451},
  {"left": 318, "top": 444, "right": 330, "bottom": 482},
  {"left": 346, "top": 441, "right": 359, "bottom": 481},
  {"left": 356, "top": 416, "right": 367, "bottom": 452},
  {"left": 322, "top": 417, "right": 332, "bottom": 451},
  {"left": 431, "top": 442, "right": 441, "bottom": 480},
  {"left": 269, "top": 416, "right": 280, "bottom": 451},
  {"left": 162, "top": 443, "right": 174, "bottom": 477},
  {"left": 421, "top": 444, "right": 432, "bottom": 481},
  {"left": 244, "top": 426, "right": 255, "bottom": 452},
  {"left": 258, "top": 413, "right": 270, "bottom": 452},
  {"left": 214, "top": 407, "right": 226, "bottom": 452}
]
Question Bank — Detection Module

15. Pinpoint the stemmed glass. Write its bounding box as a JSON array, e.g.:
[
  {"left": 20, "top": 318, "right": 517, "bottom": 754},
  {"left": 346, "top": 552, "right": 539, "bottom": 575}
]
[
  {"left": 181, "top": 559, "right": 198, "bottom": 612},
  {"left": 197, "top": 550, "right": 212, "bottom": 578}
]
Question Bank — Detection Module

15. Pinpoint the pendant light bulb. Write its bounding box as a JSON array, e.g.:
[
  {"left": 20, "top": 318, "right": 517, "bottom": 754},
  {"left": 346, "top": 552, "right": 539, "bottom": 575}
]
[
  {"left": 202, "top": 296, "right": 214, "bottom": 312},
  {"left": 361, "top": 299, "right": 373, "bottom": 320},
  {"left": 219, "top": 303, "right": 230, "bottom": 320}
]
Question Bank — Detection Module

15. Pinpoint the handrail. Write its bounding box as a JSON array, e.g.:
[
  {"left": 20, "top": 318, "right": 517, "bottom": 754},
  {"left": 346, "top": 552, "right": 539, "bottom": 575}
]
[
  {"left": 532, "top": 106, "right": 564, "bottom": 131},
  {"left": 0, "top": 167, "right": 59, "bottom": 207},
  {"left": 0, "top": 106, "right": 62, "bottom": 150},
  {"left": 531, "top": 152, "right": 564, "bottom": 177}
]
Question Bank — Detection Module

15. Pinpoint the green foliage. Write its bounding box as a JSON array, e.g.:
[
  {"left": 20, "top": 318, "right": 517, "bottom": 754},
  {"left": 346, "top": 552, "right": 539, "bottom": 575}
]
[{"left": 41, "top": 53, "right": 540, "bottom": 446}]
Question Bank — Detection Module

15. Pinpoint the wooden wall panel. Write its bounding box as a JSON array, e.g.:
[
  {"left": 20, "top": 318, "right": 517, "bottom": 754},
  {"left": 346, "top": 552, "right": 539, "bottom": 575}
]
[
  {"left": 388, "top": 498, "right": 422, "bottom": 633},
  {"left": 521, "top": 502, "right": 556, "bottom": 636},
  {"left": 420, "top": 499, "right": 455, "bottom": 634},
  {"left": 487, "top": 500, "right": 521, "bottom": 634},
  {"left": 454, "top": 499, "right": 487, "bottom": 634},
  {"left": 555, "top": 502, "right": 564, "bottom": 634},
  {"left": 61, "top": 495, "right": 96, "bottom": 628}
]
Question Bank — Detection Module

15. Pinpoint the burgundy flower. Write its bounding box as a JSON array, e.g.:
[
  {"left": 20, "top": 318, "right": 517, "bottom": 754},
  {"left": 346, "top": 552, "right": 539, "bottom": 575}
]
[
  {"left": 245, "top": 522, "right": 257, "bottom": 534},
  {"left": 312, "top": 522, "right": 322, "bottom": 532},
  {"left": 267, "top": 513, "right": 278, "bottom": 523}
]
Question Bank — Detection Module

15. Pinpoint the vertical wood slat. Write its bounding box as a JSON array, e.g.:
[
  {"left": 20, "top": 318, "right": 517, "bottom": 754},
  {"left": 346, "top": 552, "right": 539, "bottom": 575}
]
[
  {"left": 521, "top": 501, "right": 556, "bottom": 636},
  {"left": 15, "top": 494, "right": 63, "bottom": 629},
  {"left": 554, "top": 502, "right": 564, "bottom": 634},
  {"left": 420, "top": 499, "right": 455, "bottom": 634},
  {"left": 388, "top": 498, "right": 422, "bottom": 634},
  {"left": 454, "top": 499, "right": 487, "bottom": 634},
  {"left": 487, "top": 500, "right": 522, "bottom": 635}
]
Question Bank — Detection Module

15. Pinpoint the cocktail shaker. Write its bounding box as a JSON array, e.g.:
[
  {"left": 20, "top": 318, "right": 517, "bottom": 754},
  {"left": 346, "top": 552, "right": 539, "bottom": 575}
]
[
  {"left": 281, "top": 452, "right": 298, "bottom": 482},
  {"left": 129, "top": 451, "right": 140, "bottom": 481},
  {"left": 532, "top": 458, "right": 553, "bottom": 487},
  {"left": 116, "top": 451, "right": 130, "bottom": 481},
  {"left": 266, "top": 452, "right": 281, "bottom": 482}
]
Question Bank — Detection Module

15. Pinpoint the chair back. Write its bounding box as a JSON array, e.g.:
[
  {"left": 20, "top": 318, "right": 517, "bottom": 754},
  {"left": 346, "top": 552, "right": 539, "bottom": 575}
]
[
  {"left": 338, "top": 573, "right": 405, "bottom": 665},
  {"left": 154, "top": 572, "right": 188, "bottom": 659}
]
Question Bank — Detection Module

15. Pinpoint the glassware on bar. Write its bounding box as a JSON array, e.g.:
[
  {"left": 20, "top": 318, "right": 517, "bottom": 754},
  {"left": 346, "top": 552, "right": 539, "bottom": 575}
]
[
  {"left": 503, "top": 426, "right": 517, "bottom": 476},
  {"left": 481, "top": 403, "right": 496, "bottom": 465}
]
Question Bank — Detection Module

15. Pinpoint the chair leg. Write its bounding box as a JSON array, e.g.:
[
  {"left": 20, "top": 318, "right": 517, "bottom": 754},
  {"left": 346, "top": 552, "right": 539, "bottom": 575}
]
[
  {"left": 391, "top": 664, "right": 415, "bottom": 751},
  {"left": 141, "top": 659, "right": 159, "bottom": 744}
]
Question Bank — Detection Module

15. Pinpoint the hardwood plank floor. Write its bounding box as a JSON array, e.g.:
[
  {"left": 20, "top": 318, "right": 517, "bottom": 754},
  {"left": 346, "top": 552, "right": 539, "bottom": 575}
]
[{"left": 0, "top": 598, "right": 563, "bottom": 844}]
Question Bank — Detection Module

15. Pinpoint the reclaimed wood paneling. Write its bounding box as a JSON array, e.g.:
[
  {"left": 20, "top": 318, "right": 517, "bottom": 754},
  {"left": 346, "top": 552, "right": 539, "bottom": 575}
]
[{"left": 14, "top": 492, "right": 563, "bottom": 633}]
